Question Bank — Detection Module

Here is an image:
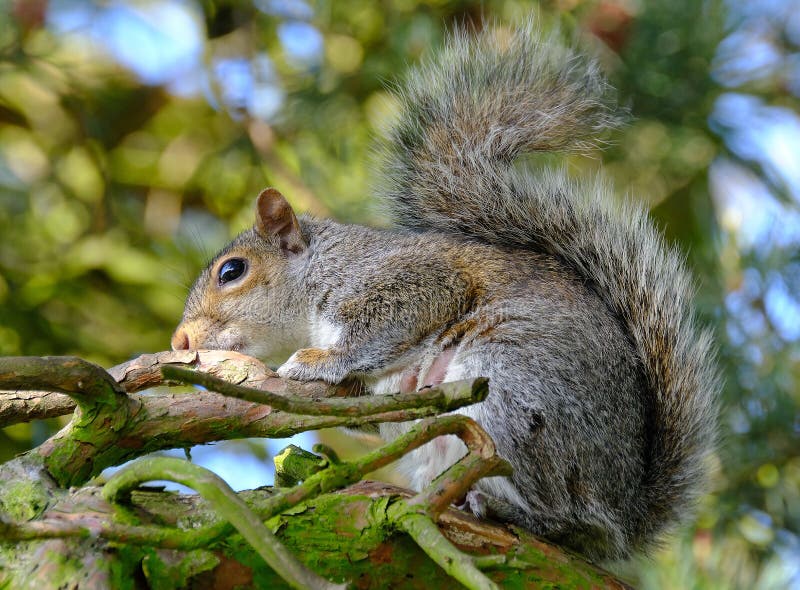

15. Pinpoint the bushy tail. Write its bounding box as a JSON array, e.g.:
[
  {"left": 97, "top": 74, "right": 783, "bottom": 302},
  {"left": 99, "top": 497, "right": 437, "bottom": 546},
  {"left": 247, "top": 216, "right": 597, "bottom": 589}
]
[{"left": 376, "top": 22, "right": 718, "bottom": 551}]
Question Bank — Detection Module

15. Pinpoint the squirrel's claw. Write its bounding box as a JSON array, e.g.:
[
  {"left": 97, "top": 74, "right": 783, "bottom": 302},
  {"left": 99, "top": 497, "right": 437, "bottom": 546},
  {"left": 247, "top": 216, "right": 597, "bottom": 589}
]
[{"left": 277, "top": 347, "right": 349, "bottom": 383}]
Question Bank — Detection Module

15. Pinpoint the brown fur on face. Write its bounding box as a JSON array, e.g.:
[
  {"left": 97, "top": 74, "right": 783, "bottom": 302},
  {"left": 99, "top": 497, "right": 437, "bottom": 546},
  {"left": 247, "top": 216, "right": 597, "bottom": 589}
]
[{"left": 172, "top": 228, "right": 309, "bottom": 364}]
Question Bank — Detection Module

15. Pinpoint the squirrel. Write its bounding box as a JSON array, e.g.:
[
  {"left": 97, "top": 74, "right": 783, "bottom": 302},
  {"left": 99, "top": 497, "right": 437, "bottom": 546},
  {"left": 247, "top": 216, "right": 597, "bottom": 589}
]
[{"left": 171, "top": 22, "right": 718, "bottom": 561}]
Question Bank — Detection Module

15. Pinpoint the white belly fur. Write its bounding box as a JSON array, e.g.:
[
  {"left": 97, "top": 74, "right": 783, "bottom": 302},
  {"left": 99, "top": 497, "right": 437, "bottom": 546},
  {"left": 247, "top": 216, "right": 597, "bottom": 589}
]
[
  {"left": 373, "top": 349, "right": 475, "bottom": 491},
  {"left": 368, "top": 348, "right": 526, "bottom": 511}
]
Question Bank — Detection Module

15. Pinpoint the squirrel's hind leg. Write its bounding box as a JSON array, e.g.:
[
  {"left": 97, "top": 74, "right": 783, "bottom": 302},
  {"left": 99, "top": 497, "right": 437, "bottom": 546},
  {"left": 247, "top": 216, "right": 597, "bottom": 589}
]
[
  {"left": 460, "top": 488, "right": 521, "bottom": 522},
  {"left": 461, "top": 485, "right": 626, "bottom": 563}
]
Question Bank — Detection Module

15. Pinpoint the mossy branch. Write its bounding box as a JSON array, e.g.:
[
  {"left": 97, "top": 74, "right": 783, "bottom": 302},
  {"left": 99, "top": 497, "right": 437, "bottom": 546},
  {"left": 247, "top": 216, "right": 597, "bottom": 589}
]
[
  {"left": 0, "top": 353, "right": 485, "bottom": 488},
  {"left": 397, "top": 513, "right": 499, "bottom": 590},
  {"left": 102, "top": 457, "right": 345, "bottom": 590},
  {"left": 1, "top": 481, "right": 631, "bottom": 589},
  {"left": 4, "top": 412, "right": 511, "bottom": 589},
  {"left": 4, "top": 416, "right": 506, "bottom": 551},
  {"left": 161, "top": 365, "right": 488, "bottom": 416},
  {"left": 0, "top": 352, "right": 632, "bottom": 589}
]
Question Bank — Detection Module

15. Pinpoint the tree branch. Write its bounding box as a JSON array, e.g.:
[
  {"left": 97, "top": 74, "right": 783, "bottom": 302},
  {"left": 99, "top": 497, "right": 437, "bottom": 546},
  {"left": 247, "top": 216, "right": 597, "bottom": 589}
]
[
  {"left": 0, "top": 353, "right": 487, "bottom": 488},
  {"left": 0, "top": 352, "right": 632, "bottom": 589},
  {"left": 0, "top": 389, "right": 77, "bottom": 429},
  {"left": 0, "top": 356, "right": 126, "bottom": 411},
  {"left": 5, "top": 412, "right": 511, "bottom": 589},
  {"left": 0, "top": 481, "right": 631, "bottom": 589},
  {"left": 0, "top": 350, "right": 362, "bottom": 428}
]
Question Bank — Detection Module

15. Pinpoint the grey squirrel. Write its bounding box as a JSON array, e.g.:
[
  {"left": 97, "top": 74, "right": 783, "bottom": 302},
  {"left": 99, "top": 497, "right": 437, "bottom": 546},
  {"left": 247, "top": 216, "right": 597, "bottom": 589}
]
[{"left": 171, "top": 23, "right": 719, "bottom": 561}]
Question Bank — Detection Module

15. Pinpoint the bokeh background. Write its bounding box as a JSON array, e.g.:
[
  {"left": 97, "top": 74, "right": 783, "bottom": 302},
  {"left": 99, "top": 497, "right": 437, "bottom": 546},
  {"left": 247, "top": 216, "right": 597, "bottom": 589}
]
[{"left": 1, "top": 0, "right": 799, "bottom": 587}]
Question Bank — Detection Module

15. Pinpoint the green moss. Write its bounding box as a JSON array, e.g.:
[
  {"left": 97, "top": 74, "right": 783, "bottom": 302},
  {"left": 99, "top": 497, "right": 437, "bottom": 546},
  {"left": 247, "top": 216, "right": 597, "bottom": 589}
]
[
  {"left": 274, "top": 445, "right": 325, "bottom": 486},
  {"left": 16, "top": 548, "right": 90, "bottom": 590},
  {"left": 0, "top": 478, "right": 50, "bottom": 521},
  {"left": 141, "top": 547, "right": 220, "bottom": 590},
  {"left": 502, "top": 527, "right": 616, "bottom": 589},
  {"left": 105, "top": 548, "right": 145, "bottom": 590}
]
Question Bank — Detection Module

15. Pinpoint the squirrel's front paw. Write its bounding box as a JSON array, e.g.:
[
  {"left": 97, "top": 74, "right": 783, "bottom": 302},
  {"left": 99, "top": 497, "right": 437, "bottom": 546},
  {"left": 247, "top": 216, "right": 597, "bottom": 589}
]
[{"left": 277, "top": 348, "right": 348, "bottom": 383}]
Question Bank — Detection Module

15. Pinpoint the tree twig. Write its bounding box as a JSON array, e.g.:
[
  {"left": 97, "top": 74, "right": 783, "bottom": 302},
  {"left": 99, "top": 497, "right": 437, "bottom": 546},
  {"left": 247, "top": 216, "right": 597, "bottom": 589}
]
[
  {"left": 4, "top": 416, "right": 506, "bottom": 548},
  {"left": 397, "top": 512, "right": 499, "bottom": 590},
  {"left": 162, "top": 365, "right": 488, "bottom": 417},
  {"left": 380, "top": 417, "right": 511, "bottom": 590},
  {"left": 102, "top": 457, "right": 345, "bottom": 590},
  {"left": 7, "top": 414, "right": 511, "bottom": 590}
]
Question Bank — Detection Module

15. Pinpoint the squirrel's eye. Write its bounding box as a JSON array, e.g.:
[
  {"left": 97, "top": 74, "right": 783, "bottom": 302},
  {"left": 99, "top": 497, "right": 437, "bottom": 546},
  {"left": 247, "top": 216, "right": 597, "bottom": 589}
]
[{"left": 218, "top": 258, "right": 247, "bottom": 285}]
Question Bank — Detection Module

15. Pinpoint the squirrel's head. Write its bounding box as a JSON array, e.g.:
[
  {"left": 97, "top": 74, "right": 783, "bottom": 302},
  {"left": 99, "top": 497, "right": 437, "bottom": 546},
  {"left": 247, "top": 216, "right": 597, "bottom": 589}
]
[{"left": 171, "top": 188, "right": 309, "bottom": 364}]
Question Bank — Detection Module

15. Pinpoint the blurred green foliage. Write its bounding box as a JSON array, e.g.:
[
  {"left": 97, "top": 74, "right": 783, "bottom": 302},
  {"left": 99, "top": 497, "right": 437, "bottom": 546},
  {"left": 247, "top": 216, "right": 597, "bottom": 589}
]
[{"left": 1, "top": 0, "right": 799, "bottom": 587}]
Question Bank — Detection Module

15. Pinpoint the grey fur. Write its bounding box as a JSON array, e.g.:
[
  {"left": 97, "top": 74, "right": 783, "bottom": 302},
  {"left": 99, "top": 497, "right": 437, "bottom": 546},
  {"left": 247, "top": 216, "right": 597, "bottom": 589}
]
[
  {"left": 375, "top": 22, "right": 719, "bottom": 558},
  {"left": 175, "top": 22, "right": 718, "bottom": 562}
]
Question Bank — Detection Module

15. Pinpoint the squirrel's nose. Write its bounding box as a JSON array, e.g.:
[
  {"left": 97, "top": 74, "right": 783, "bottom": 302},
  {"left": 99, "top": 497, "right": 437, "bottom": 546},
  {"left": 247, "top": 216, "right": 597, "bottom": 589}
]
[{"left": 171, "top": 328, "right": 191, "bottom": 351}]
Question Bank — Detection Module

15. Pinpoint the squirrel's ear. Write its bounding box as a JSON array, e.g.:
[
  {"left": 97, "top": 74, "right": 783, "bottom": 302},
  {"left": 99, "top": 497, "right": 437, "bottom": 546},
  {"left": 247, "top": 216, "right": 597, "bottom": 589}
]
[{"left": 255, "top": 188, "right": 306, "bottom": 255}]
